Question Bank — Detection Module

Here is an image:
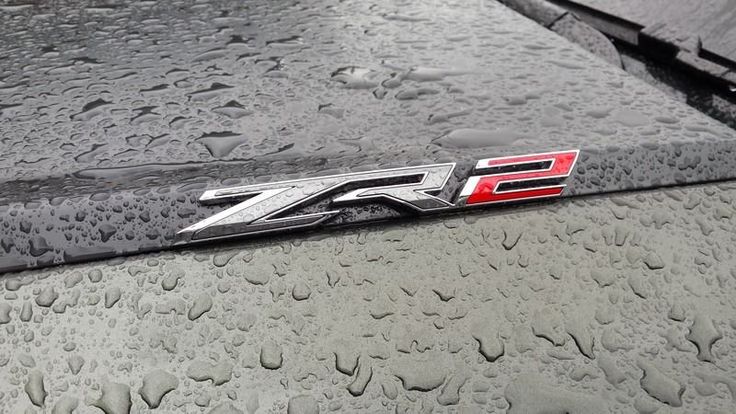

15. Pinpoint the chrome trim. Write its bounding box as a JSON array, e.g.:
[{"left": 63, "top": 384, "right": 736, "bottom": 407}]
[{"left": 177, "top": 163, "right": 456, "bottom": 242}]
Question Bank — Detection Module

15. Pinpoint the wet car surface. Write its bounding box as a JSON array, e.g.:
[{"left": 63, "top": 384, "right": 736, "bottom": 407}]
[
  {"left": 1, "top": 0, "right": 733, "bottom": 182},
  {"left": 3, "top": 0, "right": 736, "bottom": 272},
  {"left": 2, "top": 184, "right": 736, "bottom": 413},
  {"left": 2, "top": 0, "right": 736, "bottom": 413},
  {"left": 559, "top": 0, "right": 736, "bottom": 63}
]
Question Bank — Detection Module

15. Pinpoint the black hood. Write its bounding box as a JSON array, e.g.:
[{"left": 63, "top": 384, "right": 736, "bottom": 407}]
[{"left": 1, "top": 0, "right": 735, "bottom": 273}]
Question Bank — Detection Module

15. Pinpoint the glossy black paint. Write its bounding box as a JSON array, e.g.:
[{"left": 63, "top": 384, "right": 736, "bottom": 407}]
[
  {"left": 2, "top": 0, "right": 736, "bottom": 273},
  {"left": 2, "top": 138, "right": 736, "bottom": 273}
]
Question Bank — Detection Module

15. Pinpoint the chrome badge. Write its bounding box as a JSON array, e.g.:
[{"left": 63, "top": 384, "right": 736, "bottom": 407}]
[{"left": 178, "top": 150, "right": 578, "bottom": 242}]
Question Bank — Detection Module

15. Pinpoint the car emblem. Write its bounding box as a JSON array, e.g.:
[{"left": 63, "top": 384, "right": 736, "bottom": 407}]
[{"left": 177, "top": 150, "right": 579, "bottom": 242}]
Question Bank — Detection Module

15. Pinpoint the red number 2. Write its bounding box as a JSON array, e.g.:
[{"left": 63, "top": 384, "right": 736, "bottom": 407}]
[{"left": 458, "top": 150, "right": 579, "bottom": 205}]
